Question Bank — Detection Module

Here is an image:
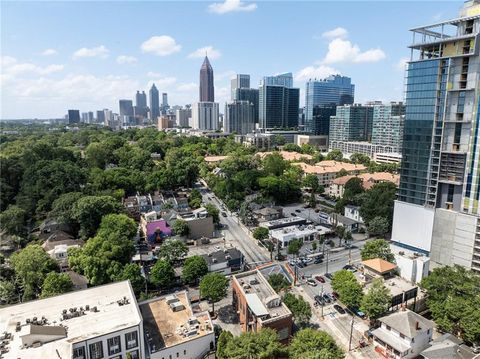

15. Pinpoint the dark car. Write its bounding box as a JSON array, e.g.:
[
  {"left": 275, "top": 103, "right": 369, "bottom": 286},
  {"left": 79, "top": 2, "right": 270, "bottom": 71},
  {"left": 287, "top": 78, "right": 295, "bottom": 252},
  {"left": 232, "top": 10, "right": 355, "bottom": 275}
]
[
  {"left": 331, "top": 291, "right": 339, "bottom": 299},
  {"left": 325, "top": 273, "right": 334, "bottom": 280},
  {"left": 315, "top": 275, "right": 325, "bottom": 283},
  {"left": 290, "top": 212, "right": 296, "bottom": 216},
  {"left": 343, "top": 264, "right": 357, "bottom": 272},
  {"left": 296, "top": 261, "right": 305, "bottom": 268},
  {"left": 314, "top": 295, "right": 324, "bottom": 305},
  {"left": 221, "top": 211, "right": 227, "bottom": 217},
  {"left": 314, "top": 258, "right": 323, "bottom": 264},
  {"left": 333, "top": 304, "right": 346, "bottom": 314},
  {"left": 295, "top": 209, "right": 301, "bottom": 213},
  {"left": 322, "top": 294, "right": 331, "bottom": 303}
]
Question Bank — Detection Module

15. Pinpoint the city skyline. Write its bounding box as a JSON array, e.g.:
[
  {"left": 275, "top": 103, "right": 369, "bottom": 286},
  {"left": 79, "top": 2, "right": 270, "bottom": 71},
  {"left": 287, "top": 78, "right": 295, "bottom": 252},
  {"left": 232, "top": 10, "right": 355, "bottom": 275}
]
[{"left": 0, "top": 0, "right": 463, "bottom": 119}]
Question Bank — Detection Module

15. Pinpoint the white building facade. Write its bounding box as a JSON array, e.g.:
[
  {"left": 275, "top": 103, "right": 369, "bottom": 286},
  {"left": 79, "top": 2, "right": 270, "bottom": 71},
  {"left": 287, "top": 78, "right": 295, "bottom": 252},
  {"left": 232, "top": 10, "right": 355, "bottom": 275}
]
[{"left": 191, "top": 102, "right": 219, "bottom": 130}]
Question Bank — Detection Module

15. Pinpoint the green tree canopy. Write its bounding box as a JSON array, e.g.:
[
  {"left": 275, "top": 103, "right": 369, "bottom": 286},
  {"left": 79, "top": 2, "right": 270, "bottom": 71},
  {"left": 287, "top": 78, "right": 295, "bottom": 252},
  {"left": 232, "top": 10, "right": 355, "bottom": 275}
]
[
  {"left": 268, "top": 273, "right": 290, "bottom": 293},
  {"left": 361, "top": 278, "right": 392, "bottom": 319},
  {"left": 221, "top": 328, "right": 287, "bottom": 359},
  {"left": 283, "top": 293, "right": 312, "bottom": 326},
  {"left": 115, "top": 263, "right": 145, "bottom": 294},
  {"left": 289, "top": 328, "right": 344, "bottom": 359},
  {"left": 182, "top": 255, "right": 208, "bottom": 285},
  {"left": 263, "top": 152, "right": 287, "bottom": 176},
  {"left": 199, "top": 272, "right": 229, "bottom": 313},
  {"left": 326, "top": 149, "right": 343, "bottom": 161},
  {"left": 302, "top": 174, "right": 320, "bottom": 193},
  {"left": 217, "top": 330, "right": 234, "bottom": 359},
  {"left": 0, "top": 205, "right": 27, "bottom": 237},
  {"left": 172, "top": 219, "right": 190, "bottom": 236},
  {"left": 41, "top": 272, "right": 74, "bottom": 298},
  {"left": 150, "top": 259, "right": 176, "bottom": 289},
  {"left": 359, "top": 182, "right": 397, "bottom": 227},
  {"left": 159, "top": 239, "right": 188, "bottom": 263},
  {"left": 360, "top": 239, "right": 395, "bottom": 263},
  {"left": 10, "top": 244, "right": 58, "bottom": 300},
  {"left": 253, "top": 227, "right": 269, "bottom": 241},
  {"left": 350, "top": 153, "right": 371, "bottom": 166},
  {"left": 288, "top": 239, "right": 303, "bottom": 256},
  {"left": 188, "top": 189, "right": 203, "bottom": 208},
  {"left": 50, "top": 192, "right": 84, "bottom": 230},
  {"left": 367, "top": 216, "right": 390, "bottom": 237},
  {"left": 331, "top": 270, "right": 363, "bottom": 308},
  {"left": 205, "top": 203, "right": 220, "bottom": 224}
]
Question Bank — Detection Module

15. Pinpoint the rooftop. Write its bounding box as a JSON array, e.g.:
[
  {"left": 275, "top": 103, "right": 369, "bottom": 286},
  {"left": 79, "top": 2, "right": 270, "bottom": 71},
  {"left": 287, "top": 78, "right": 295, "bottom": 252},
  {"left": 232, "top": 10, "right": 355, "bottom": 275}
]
[
  {"left": 379, "top": 310, "right": 434, "bottom": 338},
  {"left": 257, "top": 150, "right": 313, "bottom": 161},
  {"left": 202, "top": 248, "right": 243, "bottom": 266},
  {"left": 233, "top": 270, "right": 292, "bottom": 323},
  {"left": 332, "top": 172, "right": 400, "bottom": 188},
  {"left": 260, "top": 216, "right": 307, "bottom": 229},
  {"left": 270, "top": 224, "right": 317, "bottom": 239},
  {"left": 294, "top": 161, "right": 366, "bottom": 175},
  {"left": 204, "top": 155, "right": 230, "bottom": 163},
  {"left": 420, "top": 333, "right": 478, "bottom": 359},
  {"left": 139, "top": 291, "right": 213, "bottom": 353},
  {"left": 0, "top": 281, "right": 141, "bottom": 359},
  {"left": 362, "top": 258, "right": 398, "bottom": 274}
]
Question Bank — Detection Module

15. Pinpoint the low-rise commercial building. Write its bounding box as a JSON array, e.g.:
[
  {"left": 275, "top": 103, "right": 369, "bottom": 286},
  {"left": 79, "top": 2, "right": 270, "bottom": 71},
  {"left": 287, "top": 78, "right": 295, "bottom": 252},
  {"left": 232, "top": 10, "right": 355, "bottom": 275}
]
[
  {"left": 252, "top": 207, "right": 283, "bottom": 222},
  {"left": 269, "top": 224, "right": 317, "bottom": 249},
  {"left": 202, "top": 248, "right": 245, "bottom": 274},
  {"left": 372, "top": 310, "right": 434, "bottom": 359},
  {"left": 260, "top": 216, "right": 307, "bottom": 231},
  {"left": 362, "top": 258, "right": 398, "bottom": 279},
  {"left": 232, "top": 270, "right": 293, "bottom": 343},
  {"left": 390, "top": 245, "right": 430, "bottom": 284},
  {"left": 178, "top": 208, "right": 215, "bottom": 239}
]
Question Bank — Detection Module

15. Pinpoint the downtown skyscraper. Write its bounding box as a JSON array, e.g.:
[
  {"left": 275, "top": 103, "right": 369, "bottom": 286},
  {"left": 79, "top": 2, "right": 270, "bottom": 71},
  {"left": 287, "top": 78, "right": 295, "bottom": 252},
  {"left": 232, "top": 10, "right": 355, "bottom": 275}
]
[
  {"left": 149, "top": 84, "right": 160, "bottom": 121},
  {"left": 199, "top": 56, "right": 214, "bottom": 102},
  {"left": 391, "top": 0, "right": 480, "bottom": 273}
]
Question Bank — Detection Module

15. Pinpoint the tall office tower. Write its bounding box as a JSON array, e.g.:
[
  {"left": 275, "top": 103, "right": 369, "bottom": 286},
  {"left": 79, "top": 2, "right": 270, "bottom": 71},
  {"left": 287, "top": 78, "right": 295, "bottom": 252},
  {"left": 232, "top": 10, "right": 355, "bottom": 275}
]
[
  {"left": 96, "top": 110, "right": 105, "bottom": 124},
  {"left": 192, "top": 102, "right": 219, "bottom": 130},
  {"left": 161, "top": 92, "right": 169, "bottom": 114},
  {"left": 103, "top": 109, "right": 113, "bottom": 126},
  {"left": 371, "top": 102, "right": 406, "bottom": 153},
  {"left": 328, "top": 104, "right": 374, "bottom": 143},
  {"left": 391, "top": 0, "right": 480, "bottom": 272},
  {"left": 135, "top": 90, "right": 147, "bottom": 118},
  {"left": 149, "top": 83, "right": 160, "bottom": 120},
  {"left": 67, "top": 110, "right": 80, "bottom": 124},
  {"left": 81, "top": 112, "right": 89, "bottom": 122},
  {"left": 259, "top": 73, "right": 300, "bottom": 129},
  {"left": 119, "top": 100, "right": 134, "bottom": 118},
  {"left": 225, "top": 100, "right": 256, "bottom": 134},
  {"left": 176, "top": 107, "right": 192, "bottom": 128},
  {"left": 305, "top": 75, "right": 355, "bottom": 133},
  {"left": 311, "top": 105, "right": 337, "bottom": 136},
  {"left": 199, "top": 56, "right": 214, "bottom": 102},
  {"left": 234, "top": 88, "right": 259, "bottom": 123},
  {"left": 87, "top": 111, "right": 94, "bottom": 123},
  {"left": 231, "top": 74, "right": 250, "bottom": 100}
]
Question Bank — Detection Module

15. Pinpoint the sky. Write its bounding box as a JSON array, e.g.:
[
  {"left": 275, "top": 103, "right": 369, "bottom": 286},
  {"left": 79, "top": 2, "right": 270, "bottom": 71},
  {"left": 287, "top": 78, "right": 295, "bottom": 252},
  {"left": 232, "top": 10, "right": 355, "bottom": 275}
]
[{"left": 1, "top": 0, "right": 463, "bottom": 119}]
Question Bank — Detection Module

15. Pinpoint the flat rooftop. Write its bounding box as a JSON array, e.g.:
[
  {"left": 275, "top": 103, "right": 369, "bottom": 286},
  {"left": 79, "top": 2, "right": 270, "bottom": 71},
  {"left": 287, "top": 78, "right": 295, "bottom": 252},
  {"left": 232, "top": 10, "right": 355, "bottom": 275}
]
[
  {"left": 270, "top": 224, "right": 317, "bottom": 239},
  {"left": 139, "top": 291, "right": 213, "bottom": 354},
  {"left": 0, "top": 281, "right": 141, "bottom": 359},
  {"left": 363, "top": 275, "right": 419, "bottom": 298},
  {"left": 233, "top": 270, "right": 291, "bottom": 322}
]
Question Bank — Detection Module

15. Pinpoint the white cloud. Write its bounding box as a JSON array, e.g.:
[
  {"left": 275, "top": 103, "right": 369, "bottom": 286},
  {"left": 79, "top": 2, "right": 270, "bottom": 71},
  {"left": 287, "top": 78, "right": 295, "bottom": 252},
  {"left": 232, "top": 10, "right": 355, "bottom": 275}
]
[
  {"left": 147, "top": 71, "right": 177, "bottom": 88},
  {"left": 395, "top": 57, "right": 409, "bottom": 71},
  {"left": 141, "top": 36, "right": 181, "bottom": 56},
  {"left": 188, "top": 46, "right": 221, "bottom": 60},
  {"left": 208, "top": 0, "right": 257, "bottom": 14},
  {"left": 323, "top": 38, "right": 386, "bottom": 64},
  {"left": 294, "top": 64, "right": 339, "bottom": 82},
  {"left": 41, "top": 48, "right": 58, "bottom": 56},
  {"left": 177, "top": 82, "right": 197, "bottom": 92},
  {"left": 72, "top": 45, "right": 109, "bottom": 59},
  {"left": 116, "top": 55, "right": 138, "bottom": 64},
  {"left": 1, "top": 56, "right": 64, "bottom": 78},
  {"left": 322, "top": 27, "right": 348, "bottom": 40},
  {"left": 216, "top": 70, "right": 236, "bottom": 81}
]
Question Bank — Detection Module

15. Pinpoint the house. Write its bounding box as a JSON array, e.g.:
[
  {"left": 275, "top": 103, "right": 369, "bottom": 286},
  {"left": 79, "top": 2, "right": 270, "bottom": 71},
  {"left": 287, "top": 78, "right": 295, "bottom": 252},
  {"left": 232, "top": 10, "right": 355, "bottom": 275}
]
[
  {"left": 420, "top": 333, "right": 478, "bottom": 359},
  {"left": 256, "top": 150, "right": 313, "bottom": 162},
  {"left": 31, "top": 219, "right": 71, "bottom": 240},
  {"left": 344, "top": 205, "right": 364, "bottom": 224},
  {"left": 42, "top": 238, "right": 84, "bottom": 271},
  {"left": 270, "top": 224, "right": 318, "bottom": 249},
  {"left": 329, "top": 213, "right": 359, "bottom": 232},
  {"left": 232, "top": 270, "right": 293, "bottom": 343},
  {"left": 140, "top": 214, "right": 172, "bottom": 244},
  {"left": 253, "top": 207, "right": 283, "bottom": 222},
  {"left": 327, "top": 172, "right": 400, "bottom": 198},
  {"left": 372, "top": 309, "right": 434, "bottom": 359},
  {"left": 294, "top": 160, "right": 366, "bottom": 186},
  {"left": 362, "top": 258, "right": 398, "bottom": 279},
  {"left": 202, "top": 248, "right": 245, "bottom": 274}
]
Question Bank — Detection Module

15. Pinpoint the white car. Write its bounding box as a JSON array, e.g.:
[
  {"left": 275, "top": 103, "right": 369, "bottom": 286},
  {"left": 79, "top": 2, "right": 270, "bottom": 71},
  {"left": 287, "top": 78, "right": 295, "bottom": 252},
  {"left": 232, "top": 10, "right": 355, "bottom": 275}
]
[
  {"left": 214, "top": 246, "right": 221, "bottom": 251},
  {"left": 306, "top": 278, "right": 317, "bottom": 287}
]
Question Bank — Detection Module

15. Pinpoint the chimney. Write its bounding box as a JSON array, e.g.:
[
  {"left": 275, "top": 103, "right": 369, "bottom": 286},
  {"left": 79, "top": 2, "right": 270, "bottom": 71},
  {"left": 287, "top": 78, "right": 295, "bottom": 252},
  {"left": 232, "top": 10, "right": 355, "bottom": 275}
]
[{"left": 416, "top": 321, "right": 421, "bottom": 331}]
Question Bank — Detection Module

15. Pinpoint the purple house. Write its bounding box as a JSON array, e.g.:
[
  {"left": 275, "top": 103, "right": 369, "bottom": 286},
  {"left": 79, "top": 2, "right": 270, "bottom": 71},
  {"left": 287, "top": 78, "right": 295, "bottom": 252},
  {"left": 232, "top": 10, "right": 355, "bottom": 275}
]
[{"left": 146, "top": 219, "right": 172, "bottom": 244}]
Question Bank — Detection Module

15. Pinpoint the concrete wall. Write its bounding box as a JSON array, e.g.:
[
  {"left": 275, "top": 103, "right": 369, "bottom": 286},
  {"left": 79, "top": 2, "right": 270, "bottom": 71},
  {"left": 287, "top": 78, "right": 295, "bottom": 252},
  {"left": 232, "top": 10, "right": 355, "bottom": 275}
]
[
  {"left": 391, "top": 201, "right": 435, "bottom": 254},
  {"left": 150, "top": 332, "right": 215, "bottom": 359},
  {"left": 430, "top": 209, "right": 476, "bottom": 269},
  {"left": 187, "top": 217, "right": 214, "bottom": 240}
]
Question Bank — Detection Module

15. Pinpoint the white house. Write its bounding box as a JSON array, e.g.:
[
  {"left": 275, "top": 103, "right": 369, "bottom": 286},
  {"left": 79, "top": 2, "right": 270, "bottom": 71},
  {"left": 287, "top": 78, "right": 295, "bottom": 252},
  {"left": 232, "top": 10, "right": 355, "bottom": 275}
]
[
  {"left": 372, "top": 310, "right": 434, "bottom": 359},
  {"left": 344, "top": 205, "right": 364, "bottom": 224}
]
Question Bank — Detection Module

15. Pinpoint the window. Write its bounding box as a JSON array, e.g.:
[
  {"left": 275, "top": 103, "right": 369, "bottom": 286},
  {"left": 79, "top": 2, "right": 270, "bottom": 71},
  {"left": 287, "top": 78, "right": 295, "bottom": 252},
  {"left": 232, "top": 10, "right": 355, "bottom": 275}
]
[
  {"left": 108, "top": 336, "right": 121, "bottom": 355},
  {"left": 184, "top": 350, "right": 187, "bottom": 355},
  {"left": 386, "top": 325, "right": 391, "bottom": 331},
  {"left": 73, "top": 347, "right": 85, "bottom": 359},
  {"left": 89, "top": 341, "right": 104, "bottom": 359},
  {"left": 400, "top": 333, "right": 405, "bottom": 339},
  {"left": 177, "top": 353, "right": 179, "bottom": 358},
  {"left": 128, "top": 350, "right": 139, "bottom": 359},
  {"left": 125, "top": 331, "right": 138, "bottom": 349}
]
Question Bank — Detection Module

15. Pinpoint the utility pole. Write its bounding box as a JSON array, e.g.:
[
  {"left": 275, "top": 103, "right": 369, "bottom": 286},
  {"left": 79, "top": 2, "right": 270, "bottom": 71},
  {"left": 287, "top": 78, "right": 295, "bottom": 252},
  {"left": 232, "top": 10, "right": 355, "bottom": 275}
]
[
  {"left": 348, "top": 314, "right": 355, "bottom": 351},
  {"left": 325, "top": 248, "right": 329, "bottom": 276},
  {"left": 320, "top": 285, "right": 324, "bottom": 319}
]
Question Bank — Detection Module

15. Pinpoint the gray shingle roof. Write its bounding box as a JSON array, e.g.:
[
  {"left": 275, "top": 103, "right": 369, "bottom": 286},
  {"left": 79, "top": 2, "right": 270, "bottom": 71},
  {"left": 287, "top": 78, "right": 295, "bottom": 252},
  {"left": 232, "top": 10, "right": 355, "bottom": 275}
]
[{"left": 379, "top": 310, "right": 434, "bottom": 338}]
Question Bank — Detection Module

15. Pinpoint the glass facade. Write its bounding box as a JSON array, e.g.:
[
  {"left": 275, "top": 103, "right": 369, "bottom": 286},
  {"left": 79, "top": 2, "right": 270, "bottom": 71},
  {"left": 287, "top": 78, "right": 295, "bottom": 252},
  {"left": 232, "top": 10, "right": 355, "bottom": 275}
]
[
  {"left": 329, "top": 105, "right": 373, "bottom": 143},
  {"left": 371, "top": 103, "right": 405, "bottom": 152},
  {"left": 259, "top": 85, "right": 299, "bottom": 129},
  {"left": 234, "top": 88, "right": 259, "bottom": 123}
]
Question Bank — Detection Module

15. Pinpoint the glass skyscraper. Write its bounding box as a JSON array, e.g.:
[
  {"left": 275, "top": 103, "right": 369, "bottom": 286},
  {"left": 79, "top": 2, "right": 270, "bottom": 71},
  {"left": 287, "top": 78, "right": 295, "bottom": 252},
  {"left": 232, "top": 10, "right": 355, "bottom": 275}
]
[
  {"left": 391, "top": 0, "right": 480, "bottom": 272},
  {"left": 371, "top": 102, "right": 406, "bottom": 153},
  {"left": 234, "top": 88, "right": 259, "bottom": 123},
  {"left": 305, "top": 75, "right": 355, "bottom": 133},
  {"left": 329, "top": 104, "right": 373, "bottom": 143},
  {"left": 231, "top": 74, "right": 250, "bottom": 100},
  {"left": 199, "top": 56, "right": 214, "bottom": 102},
  {"left": 149, "top": 84, "right": 160, "bottom": 121}
]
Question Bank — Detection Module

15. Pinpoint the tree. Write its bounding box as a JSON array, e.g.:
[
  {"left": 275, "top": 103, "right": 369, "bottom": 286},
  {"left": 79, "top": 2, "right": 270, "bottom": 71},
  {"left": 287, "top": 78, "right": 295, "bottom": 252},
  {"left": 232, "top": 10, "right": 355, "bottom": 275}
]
[
  {"left": 302, "top": 174, "right": 319, "bottom": 192},
  {"left": 199, "top": 272, "right": 229, "bottom": 313},
  {"left": 115, "top": 263, "right": 145, "bottom": 294},
  {"left": 331, "top": 270, "right": 363, "bottom": 308},
  {"left": 367, "top": 216, "right": 390, "bottom": 237},
  {"left": 182, "top": 256, "right": 208, "bottom": 285},
  {"left": 205, "top": 203, "right": 220, "bottom": 224},
  {"left": 359, "top": 182, "right": 397, "bottom": 228},
  {"left": 420, "top": 265, "right": 480, "bottom": 345},
  {"left": 188, "top": 189, "right": 203, "bottom": 208},
  {"left": 50, "top": 192, "right": 83, "bottom": 230},
  {"left": 150, "top": 259, "right": 175, "bottom": 289},
  {"left": 361, "top": 239, "right": 395, "bottom": 263},
  {"left": 343, "top": 177, "right": 364, "bottom": 201},
  {"left": 71, "top": 195, "right": 123, "bottom": 239},
  {"left": 335, "top": 168, "right": 349, "bottom": 178},
  {"left": 307, "top": 192, "right": 317, "bottom": 208},
  {"left": 10, "top": 244, "right": 58, "bottom": 300},
  {"left": 263, "top": 152, "right": 287, "bottom": 176},
  {"left": 172, "top": 219, "right": 190, "bottom": 236},
  {"left": 361, "top": 278, "right": 392, "bottom": 319},
  {"left": 350, "top": 153, "right": 371, "bottom": 166},
  {"left": 326, "top": 149, "right": 343, "bottom": 161},
  {"left": 159, "top": 239, "right": 189, "bottom": 263},
  {"left": 283, "top": 293, "right": 312, "bottom": 326},
  {"left": 288, "top": 239, "right": 303, "bottom": 256},
  {"left": 253, "top": 227, "right": 269, "bottom": 241},
  {"left": 41, "top": 272, "right": 74, "bottom": 298},
  {"left": 289, "top": 328, "right": 344, "bottom": 359},
  {"left": 0, "top": 280, "right": 18, "bottom": 304},
  {"left": 222, "top": 328, "right": 287, "bottom": 359},
  {"left": 0, "top": 205, "right": 27, "bottom": 237},
  {"left": 268, "top": 273, "right": 290, "bottom": 293},
  {"left": 217, "top": 330, "right": 234, "bottom": 359}
]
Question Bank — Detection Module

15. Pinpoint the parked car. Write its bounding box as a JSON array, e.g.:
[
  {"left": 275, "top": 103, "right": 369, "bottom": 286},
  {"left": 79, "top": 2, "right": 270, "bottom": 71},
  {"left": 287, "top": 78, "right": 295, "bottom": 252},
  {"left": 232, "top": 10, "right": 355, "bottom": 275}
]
[
  {"left": 343, "top": 264, "right": 357, "bottom": 272},
  {"left": 334, "top": 304, "right": 346, "bottom": 314},
  {"left": 303, "top": 257, "right": 313, "bottom": 264},
  {"left": 291, "top": 212, "right": 296, "bottom": 216},
  {"left": 322, "top": 293, "right": 331, "bottom": 303},
  {"left": 288, "top": 259, "right": 297, "bottom": 266},
  {"left": 306, "top": 278, "right": 317, "bottom": 287},
  {"left": 350, "top": 308, "right": 366, "bottom": 318},
  {"left": 315, "top": 275, "right": 325, "bottom": 283},
  {"left": 314, "top": 295, "right": 324, "bottom": 305},
  {"left": 314, "top": 258, "right": 323, "bottom": 264},
  {"left": 296, "top": 261, "right": 305, "bottom": 268},
  {"left": 295, "top": 209, "right": 301, "bottom": 213},
  {"left": 306, "top": 248, "right": 313, "bottom": 254},
  {"left": 325, "top": 273, "right": 334, "bottom": 280},
  {"left": 331, "top": 291, "right": 339, "bottom": 299},
  {"left": 221, "top": 212, "right": 227, "bottom": 217}
]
